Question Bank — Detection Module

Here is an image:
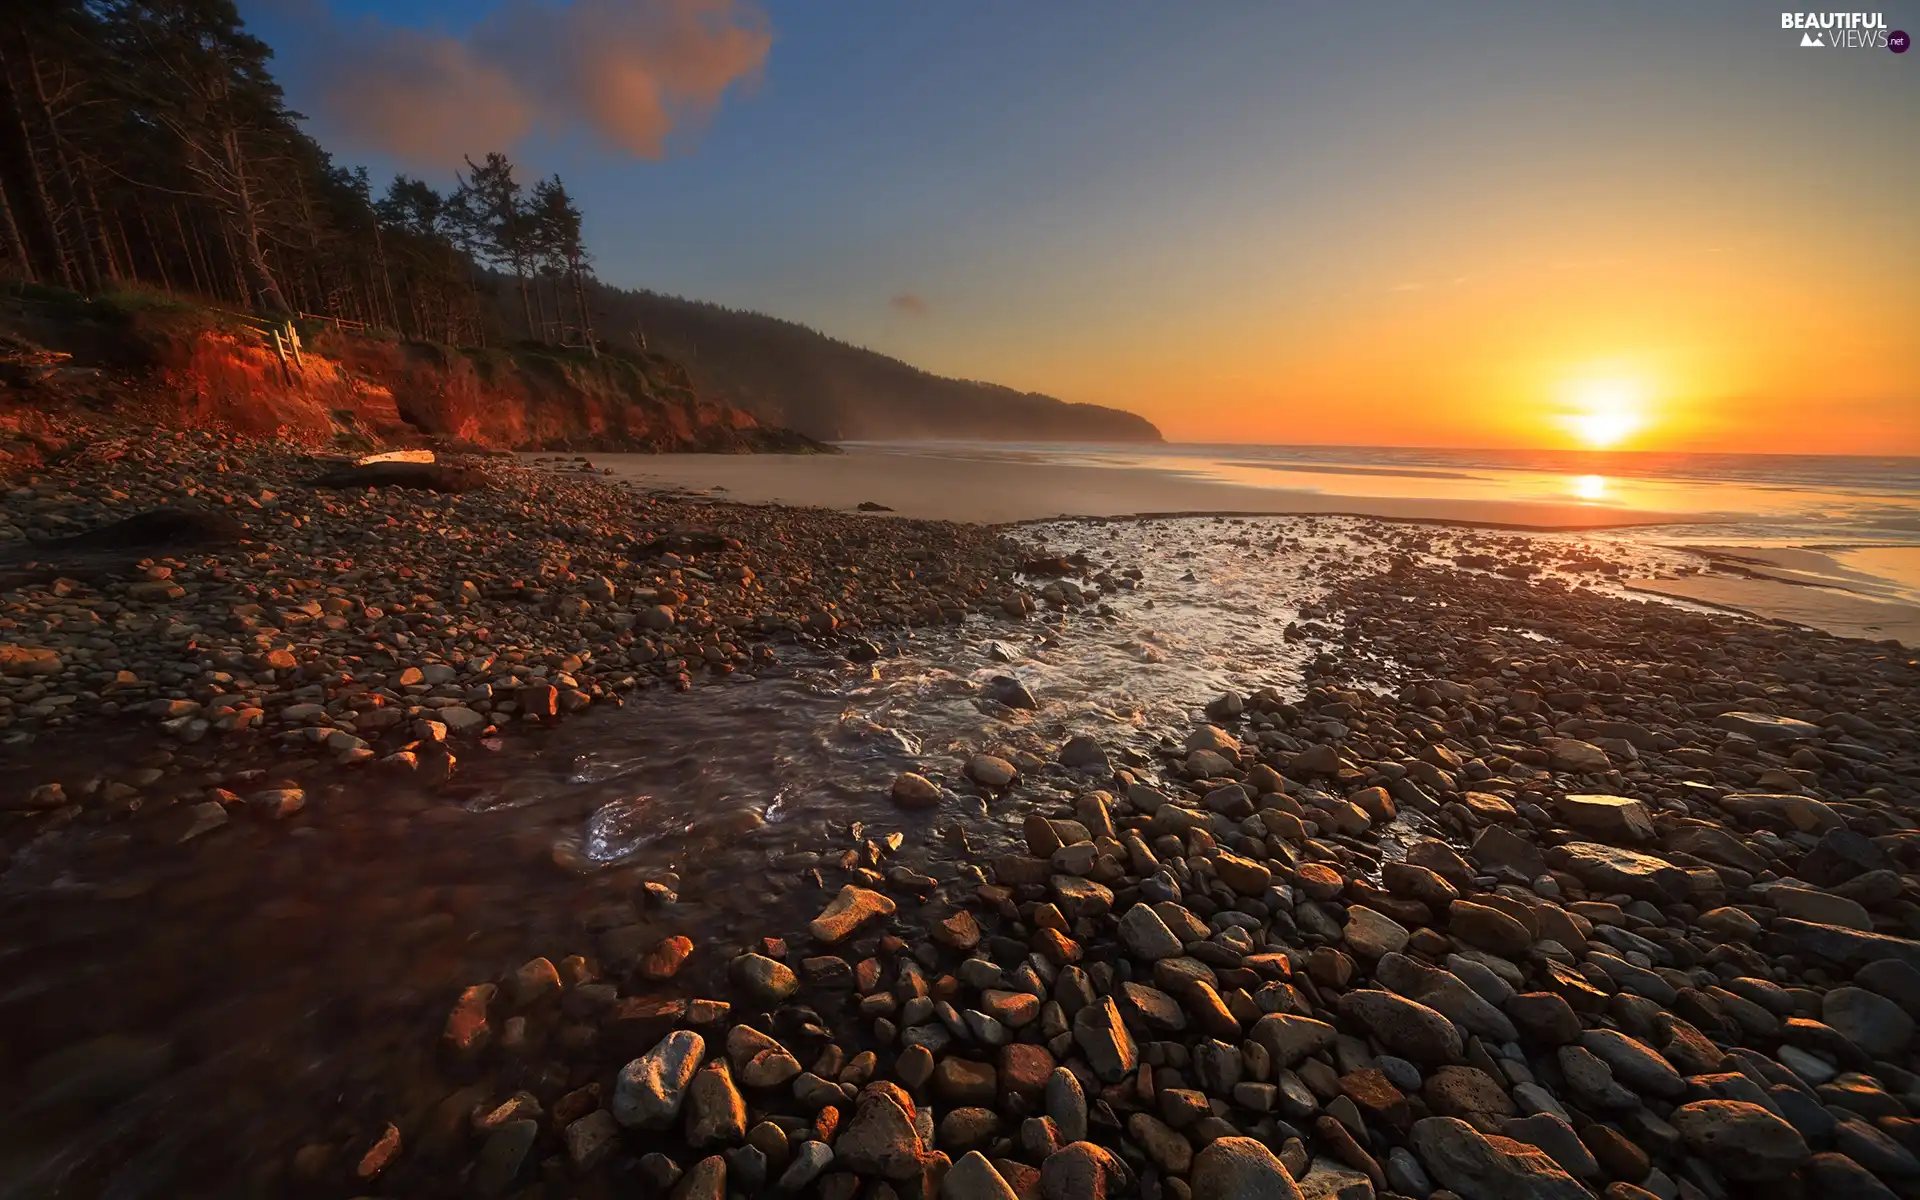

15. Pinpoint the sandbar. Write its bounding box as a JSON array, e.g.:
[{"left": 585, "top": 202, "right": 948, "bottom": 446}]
[{"left": 576, "top": 446, "right": 1684, "bottom": 530}]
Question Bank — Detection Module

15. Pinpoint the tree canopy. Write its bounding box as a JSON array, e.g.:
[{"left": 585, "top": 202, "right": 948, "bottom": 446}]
[{"left": 0, "top": 0, "right": 595, "bottom": 349}]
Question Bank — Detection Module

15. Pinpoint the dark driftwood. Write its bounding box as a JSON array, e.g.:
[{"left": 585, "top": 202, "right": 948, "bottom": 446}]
[
  {"left": 0, "top": 507, "right": 248, "bottom": 587},
  {"left": 0, "top": 508, "right": 246, "bottom": 564}
]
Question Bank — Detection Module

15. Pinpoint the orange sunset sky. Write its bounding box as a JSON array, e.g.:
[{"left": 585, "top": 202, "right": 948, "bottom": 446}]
[{"left": 262, "top": 1, "right": 1920, "bottom": 454}]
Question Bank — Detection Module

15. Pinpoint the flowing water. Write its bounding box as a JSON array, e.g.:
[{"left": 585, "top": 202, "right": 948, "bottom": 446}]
[{"left": 0, "top": 514, "right": 1695, "bottom": 1197}]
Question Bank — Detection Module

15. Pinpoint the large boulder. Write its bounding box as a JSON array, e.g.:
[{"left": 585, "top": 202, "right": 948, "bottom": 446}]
[
  {"left": 1823, "top": 987, "right": 1915, "bottom": 1058},
  {"left": 1549, "top": 842, "right": 1689, "bottom": 901},
  {"left": 1662, "top": 823, "right": 1768, "bottom": 873},
  {"left": 1719, "top": 793, "right": 1844, "bottom": 834},
  {"left": 1671, "top": 1099, "right": 1810, "bottom": 1182},
  {"left": 1471, "top": 825, "right": 1546, "bottom": 878},
  {"left": 3, "top": 507, "right": 246, "bottom": 559},
  {"left": 1251, "top": 1014, "right": 1339, "bottom": 1068},
  {"left": 1039, "top": 1141, "right": 1127, "bottom": 1199},
  {"left": 1774, "top": 919, "right": 1920, "bottom": 973},
  {"left": 1189, "top": 1136, "right": 1304, "bottom": 1199},
  {"left": 943, "top": 1151, "right": 1020, "bottom": 1199},
  {"left": 1545, "top": 739, "right": 1609, "bottom": 773},
  {"left": 1409, "top": 1117, "right": 1590, "bottom": 1200},
  {"left": 836, "top": 1083, "right": 928, "bottom": 1179},
  {"left": 1072, "top": 996, "right": 1139, "bottom": 1082},
  {"left": 1118, "top": 903, "right": 1184, "bottom": 960},
  {"left": 1375, "top": 953, "right": 1517, "bottom": 1043},
  {"left": 1798, "top": 827, "right": 1900, "bottom": 887},
  {"left": 1711, "top": 712, "right": 1822, "bottom": 743},
  {"left": 1338, "top": 990, "right": 1462, "bottom": 1066},
  {"left": 1552, "top": 794, "right": 1654, "bottom": 842}
]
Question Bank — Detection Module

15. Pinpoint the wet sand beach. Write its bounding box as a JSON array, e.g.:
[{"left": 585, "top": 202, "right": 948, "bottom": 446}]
[
  {"left": 591, "top": 446, "right": 1920, "bottom": 649},
  {"left": 585, "top": 448, "right": 1689, "bottom": 530}
]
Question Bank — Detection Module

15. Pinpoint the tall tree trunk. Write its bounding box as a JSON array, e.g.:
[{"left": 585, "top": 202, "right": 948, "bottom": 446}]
[
  {"left": 515, "top": 267, "right": 534, "bottom": 342},
  {"left": 78, "top": 158, "right": 119, "bottom": 283},
  {"left": 218, "top": 219, "right": 247, "bottom": 306},
  {"left": 571, "top": 266, "right": 596, "bottom": 359},
  {"left": 401, "top": 273, "right": 419, "bottom": 340},
  {"left": 0, "top": 173, "right": 31, "bottom": 282},
  {"left": 138, "top": 208, "right": 171, "bottom": 293},
  {"left": 219, "top": 126, "right": 287, "bottom": 313},
  {"left": 372, "top": 222, "right": 396, "bottom": 333},
  {"left": 464, "top": 253, "right": 486, "bottom": 348},
  {"left": 115, "top": 214, "right": 136, "bottom": 286},
  {"left": 175, "top": 205, "right": 206, "bottom": 297}
]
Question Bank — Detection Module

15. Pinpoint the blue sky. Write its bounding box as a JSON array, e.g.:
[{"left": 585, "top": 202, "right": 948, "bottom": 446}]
[{"left": 242, "top": 1, "right": 1918, "bottom": 449}]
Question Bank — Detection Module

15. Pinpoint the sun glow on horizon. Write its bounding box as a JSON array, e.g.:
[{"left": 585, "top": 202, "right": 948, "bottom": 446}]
[{"left": 1560, "top": 378, "right": 1651, "bottom": 450}]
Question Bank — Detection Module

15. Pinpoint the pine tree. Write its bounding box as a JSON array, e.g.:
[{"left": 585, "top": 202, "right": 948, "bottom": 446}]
[
  {"left": 455, "top": 152, "right": 536, "bottom": 341},
  {"left": 96, "top": 0, "right": 294, "bottom": 313},
  {"left": 529, "top": 174, "right": 595, "bottom": 357},
  {"left": 0, "top": 0, "right": 633, "bottom": 357}
]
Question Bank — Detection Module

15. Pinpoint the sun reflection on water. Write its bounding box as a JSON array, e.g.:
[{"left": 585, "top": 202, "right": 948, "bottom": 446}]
[{"left": 1572, "top": 474, "right": 1608, "bottom": 501}]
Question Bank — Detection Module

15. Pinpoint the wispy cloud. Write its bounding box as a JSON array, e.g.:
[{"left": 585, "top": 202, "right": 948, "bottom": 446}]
[
  {"left": 270, "top": 0, "right": 772, "bottom": 167},
  {"left": 889, "top": 293, "right": 930, "bottom": 316}
]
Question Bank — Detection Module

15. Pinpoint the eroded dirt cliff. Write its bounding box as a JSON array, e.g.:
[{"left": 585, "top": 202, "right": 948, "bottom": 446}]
[{"left": 0, "top": 294, "right": 824, "bottom": 466}]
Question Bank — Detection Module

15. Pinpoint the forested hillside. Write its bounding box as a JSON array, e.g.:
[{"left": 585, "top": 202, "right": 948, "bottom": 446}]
[
  {"left": 533, "top": 283, "right": 1165, "bottom": 443},
  {"left": 0, "top": 1, "right": 1159, "bottom": 444}
]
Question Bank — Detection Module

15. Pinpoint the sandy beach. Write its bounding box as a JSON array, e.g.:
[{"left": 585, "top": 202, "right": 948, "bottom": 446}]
[
  {"left": 581, "top": 447, "right": 1687, "bottom": 529},
  {"left": 577, "top": 446, "right": 1920, "bottom": 649},
  {"left": 1627, "top": 544, "right": 1920, "bottom": 647},
  {"left": 1625, "top": 574, "right": 1920, "bottom": 645}
]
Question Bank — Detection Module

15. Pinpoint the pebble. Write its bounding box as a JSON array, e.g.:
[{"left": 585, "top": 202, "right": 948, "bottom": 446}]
[
  {"left": 1118, "top": 903, "right": 1185, "bottom": 960},
  {"left": 611, "top": 1031, "right": 705, "bottom": 1128},
  {"left": 835, "top": 1083, "right": 927, "bottom": 1180},
  {"left": 943, "top": 1150, "right": 1020, "bottom": 1199},
  {"left": 733, "top": 954, "right": 799, "bottom": 1004},
  {"left": 1046, "top": 1066, "right": 1088, "bottom": 1143},
  {"left": 1038, "top": 1140, "right": 1124, "bottom": 1200},
  {"left": 892, "top": 772, "right": 943, "bottom": 808},
  {"left": 808, "top": 885, "right": 897, "bottom": 943}
]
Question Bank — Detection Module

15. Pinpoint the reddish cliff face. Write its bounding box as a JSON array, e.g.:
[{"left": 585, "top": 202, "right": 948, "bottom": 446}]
[
  {"left": 144, "top": 328, "right": 410, "bottom": 442},
  {"left": 318, "top": 336, "right": 800, "bottom": 453},
  {"left": 1, "top": 301, "right": 822, "bottom": 456}
]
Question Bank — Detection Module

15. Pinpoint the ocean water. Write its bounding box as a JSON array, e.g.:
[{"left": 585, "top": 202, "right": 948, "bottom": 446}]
[{"left": 898, "top": 442, "right": 1920, "bottom": 603}]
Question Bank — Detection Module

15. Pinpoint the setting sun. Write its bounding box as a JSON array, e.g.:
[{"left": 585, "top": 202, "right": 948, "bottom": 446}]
[{"left": 1562, "top": 379, "right": 1650, "bottom": 449}]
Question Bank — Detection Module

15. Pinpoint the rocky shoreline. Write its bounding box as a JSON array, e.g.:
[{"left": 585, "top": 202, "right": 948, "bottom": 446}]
[
  {"left": 349, "top": 554, "right": 1920, "bottom": 1200},
  {"left": 0, "top": 433, "right": 1025, "bottom": 827},
  {"left": 3, "top": 436, "right": 1920, "bottom": 1200}
]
